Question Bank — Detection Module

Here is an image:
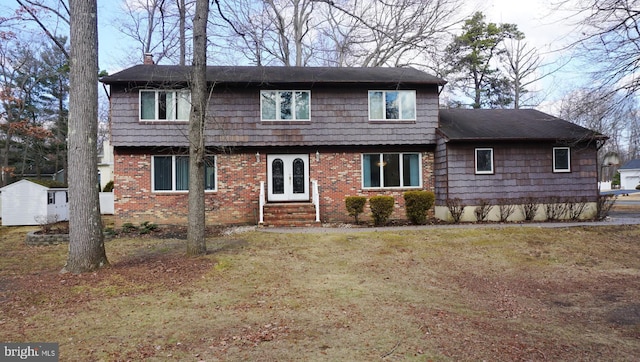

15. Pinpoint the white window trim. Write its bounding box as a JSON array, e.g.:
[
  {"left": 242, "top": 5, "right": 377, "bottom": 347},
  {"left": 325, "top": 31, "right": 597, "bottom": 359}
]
[
  {"left": 151, "top": 155, "right": 217, "bottom": 192},
  {"left": 553, "top": 147, "right": 571, "bottom": 173},
  {"left": 475, "top": 148, "right": 494, "bottom": 174},
  {"left": 361, "top": 152, "right": 423, "bottom": 189},
  {"left": 140, "top": 89, "right": 191, "bottom": 122},
  {"left": 368, "top": 90, "right": 417, "bottom": 121},
  {"left": 260, "top": 90, "right": 311, "bottom": 121}
]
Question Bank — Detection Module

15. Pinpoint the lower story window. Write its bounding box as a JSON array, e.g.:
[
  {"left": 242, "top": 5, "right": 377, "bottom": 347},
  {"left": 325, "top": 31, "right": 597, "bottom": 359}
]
[
  {"left": 152, "top": 155, "right": 216, "bottom": 192},
  {"left": 362, "top": 153, "right": 421, "bottom": 188},
  {"left": 553, "top": 147, "right": 571, "bottom": 172},
  {"left": 475, "top": 148, "right": 494, "bottom": 174}
]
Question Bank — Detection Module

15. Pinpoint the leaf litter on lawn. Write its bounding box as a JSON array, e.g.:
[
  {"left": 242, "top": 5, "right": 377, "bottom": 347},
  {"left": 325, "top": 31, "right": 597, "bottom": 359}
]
[{"left": 0, "top": 224, "right": 639, "bottom": 360}]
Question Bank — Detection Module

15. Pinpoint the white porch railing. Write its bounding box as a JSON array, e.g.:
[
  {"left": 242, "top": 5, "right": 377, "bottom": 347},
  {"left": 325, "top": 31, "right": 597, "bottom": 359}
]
[
  {"left": 259, "top": 181, "right": 265, "bottom": 224},
  {"left": 312, "top": 179, "right": 320, "bottom": 222}
]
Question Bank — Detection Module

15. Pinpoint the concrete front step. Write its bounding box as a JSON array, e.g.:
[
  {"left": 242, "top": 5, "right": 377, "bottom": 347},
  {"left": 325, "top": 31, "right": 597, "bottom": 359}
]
[{"left": 262, "top": 202, "right": 319, "bottom": 227}]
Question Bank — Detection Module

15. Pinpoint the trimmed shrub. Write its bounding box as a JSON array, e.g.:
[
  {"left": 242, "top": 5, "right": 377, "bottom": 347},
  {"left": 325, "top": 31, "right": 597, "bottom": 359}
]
[
  {"left": 369, "top": 195, "right": 395, "bottom": 226},
  {"left": 139, "top": 221, "right": 158, "bottom": 234},
  {"left": 520, "top": 197, "right": 539, "bottom": 221},
  {"left": 566, "top": 197, "right": 588, "bottom": 221},
  {"left": 446, "top": 198, "right": 466, "bottom": 223},
  {"left": 596, "top": 194, "right": 617, "bottom": 220},
  {"left": 497, "top": 199, "right": 516, "bottom": 222},
  {"left": 345, "top": 196, "right": 367, "bottom": 224},
  {"left": 403, "top": 190, "right": 435, "bottom": 225},
  {"left": 474, "top": 199, "right": 493, "bottom": 222},
  {"left": 103, "top": 180, "right": 114, "bottom": 192}
]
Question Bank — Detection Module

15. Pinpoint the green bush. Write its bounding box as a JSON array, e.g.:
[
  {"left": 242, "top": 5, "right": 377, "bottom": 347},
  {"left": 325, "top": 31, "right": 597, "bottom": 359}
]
[
  {"left": 121, "top": 222, "right": 138, "bottom": 233},
  {"left": 345, "top": 196, "right": 367, "bottom": 224},
  {"left": 403, "top": 190, "right": 435, "bottom": 225},
  {"left": 103, "top": 180, "right": 114, "bottom": 192},
  {"left": 369, "top": 195, "right": 395, "bottom": 226},
  {"left": 139, "top": 221, "right": 158, "bottom": 234}
]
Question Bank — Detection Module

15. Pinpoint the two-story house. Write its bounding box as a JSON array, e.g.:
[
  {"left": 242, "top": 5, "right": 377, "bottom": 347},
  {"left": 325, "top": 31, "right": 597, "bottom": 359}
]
[{"left": 100, "top": 61, "right": 606, "bottom": 226}]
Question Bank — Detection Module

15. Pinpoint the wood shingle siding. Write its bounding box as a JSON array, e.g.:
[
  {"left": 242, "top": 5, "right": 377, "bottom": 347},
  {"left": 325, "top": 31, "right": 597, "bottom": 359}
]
[
  {"left": 108, "top": 84, "right": 440, "bottom": 148},
  {"left": 435, "top": 142, "right": 600, "bottom": 205}
]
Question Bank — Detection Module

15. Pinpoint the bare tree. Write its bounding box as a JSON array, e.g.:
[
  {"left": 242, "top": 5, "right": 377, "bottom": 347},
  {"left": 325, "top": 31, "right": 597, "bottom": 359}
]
[
  {"left": 216, "top": 0, "right": 464, "bottom": 68},
  {"left": 556, "top": 88, "right": 636, "bottom": 161},
  {"left": 216, "top": 0, "right": 318, "bottom": 66},
  {"left": 331, "top": 0, "right": 462, "bottom": 68},
  {"left": 186, "top": 0, "right": 208, "bottom": 256},
  {"left": 63, "top": 0, "right": 108, "bottom": 273},
  {"left": 15, "top": 0, "right": 70, "bottom": 59},
  {"left": 502, "top": 37, "right": 543, "bottom": 109},
  {"left": 116, "top": 0, "right": 192, "bottom": 64},
  {"left": 627, "top": 109, "right": 640, "bottom": 160},
  {"left": 216, "top": 0, "right": 273, "bottom": 65},
  {"left": 553, "top": 0, "right": 640, "bottom": 98}
]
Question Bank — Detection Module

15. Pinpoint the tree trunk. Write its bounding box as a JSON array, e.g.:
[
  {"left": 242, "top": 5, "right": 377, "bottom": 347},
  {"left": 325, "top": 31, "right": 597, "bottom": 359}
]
[
  {"left": 2, "top": 133, "right": 12, "bottom": 186},
  {"left": 178, "top": 0, "right": 186, "bottom": 66},
  {"left": 186, "top": 0, "right": 208, "bottom": 256},
  {"left": 63, "top": 0, "right": 108, "bottom": 273}
]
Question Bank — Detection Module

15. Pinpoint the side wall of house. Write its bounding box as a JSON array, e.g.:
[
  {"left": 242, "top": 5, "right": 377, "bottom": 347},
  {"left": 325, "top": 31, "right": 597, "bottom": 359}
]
[
  {"left": 114, "top": 148, "right": 435, "bottom": 226},
  {"left": 434, "top": 136, "right": 448, "bottom": 206},
  {"left": 441, "top": 141, "right": 600, "bottom": 204}
]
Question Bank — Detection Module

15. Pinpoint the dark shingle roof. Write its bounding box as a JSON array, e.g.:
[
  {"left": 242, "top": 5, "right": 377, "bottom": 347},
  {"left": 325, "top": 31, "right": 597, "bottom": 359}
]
[
  {"left": 100, "top": 65, "right": 446, "bottom": 86},
  {"left": 438, "top": 109, "right": 607, "bottom": 142},
  {"left": 619, "top": 159, "right": 640, "bottom": 170}
]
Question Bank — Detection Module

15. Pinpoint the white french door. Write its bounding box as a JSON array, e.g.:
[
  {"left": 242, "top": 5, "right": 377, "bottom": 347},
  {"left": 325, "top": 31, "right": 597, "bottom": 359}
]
[{"left": 267, "top": 154, "right": 309, "bottom": 202}]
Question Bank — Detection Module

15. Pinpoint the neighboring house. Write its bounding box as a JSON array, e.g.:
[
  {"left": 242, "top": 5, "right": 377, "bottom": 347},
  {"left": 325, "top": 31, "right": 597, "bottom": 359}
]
[
  {"left": 618, "top": 159, "right": 640, "bottom": 190},
  {"left": 435, "top": 109, "right": 607, "bottom": 221},
  {"left": 0, "top": 179, "right": 69, "bottom": 226},
  {"left": 100, "top": 62, "right": 606, "bottom": 226}
]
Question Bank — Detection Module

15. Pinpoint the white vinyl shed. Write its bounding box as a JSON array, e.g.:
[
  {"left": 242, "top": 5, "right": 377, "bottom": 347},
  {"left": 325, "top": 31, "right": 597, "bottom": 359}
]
[
  {"left": 619, "top": 159, "right": 640, "bottom": 190},
  {"left": 0, "top": 179, "right": 69, "bottom": 226}
]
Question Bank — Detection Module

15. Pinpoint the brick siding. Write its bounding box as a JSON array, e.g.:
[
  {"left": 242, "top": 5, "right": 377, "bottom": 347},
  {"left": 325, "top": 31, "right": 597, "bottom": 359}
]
[{"left": 114, "top": 147, "right": 435, "bottom": 226}]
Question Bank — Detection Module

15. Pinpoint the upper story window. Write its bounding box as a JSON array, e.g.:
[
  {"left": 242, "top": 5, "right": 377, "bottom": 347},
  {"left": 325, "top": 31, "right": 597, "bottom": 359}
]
[
  {"left": 553, "top": 147, "right": 571, "bottom": 172},
  {"left": 261, "top": 90, "right": 310, "bottom": 121},
  {"left": 140, "top": 90, "right": 190, "bottom": 121},
  {"left": 152, "top": 155, "right": 216, "bottom": 192},
  {"left": 362, "top": 153, "right": 421, "bottom": 188},
  {"left": 475, "top": 148, "right": 494, "bottom": 174},
  {"left": 369, "top": 90, "right": 416, "bottom": 120}
]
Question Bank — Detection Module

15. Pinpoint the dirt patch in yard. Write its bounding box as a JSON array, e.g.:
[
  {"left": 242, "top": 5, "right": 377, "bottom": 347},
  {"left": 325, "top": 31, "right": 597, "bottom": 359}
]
[{"left": 1, "top": 224, "right": 639, "bottom": 361}]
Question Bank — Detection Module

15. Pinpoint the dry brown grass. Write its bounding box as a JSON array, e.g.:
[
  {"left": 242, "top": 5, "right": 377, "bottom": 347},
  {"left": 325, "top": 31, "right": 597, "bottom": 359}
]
[{"left": 1, "top": 224, "right": 639, "bottom": 361}]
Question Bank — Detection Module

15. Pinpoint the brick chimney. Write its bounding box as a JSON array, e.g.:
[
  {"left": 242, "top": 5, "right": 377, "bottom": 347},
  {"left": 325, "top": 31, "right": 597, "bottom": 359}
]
[{"left": 143, "top": 53, "right": 154, "bottom": 65}]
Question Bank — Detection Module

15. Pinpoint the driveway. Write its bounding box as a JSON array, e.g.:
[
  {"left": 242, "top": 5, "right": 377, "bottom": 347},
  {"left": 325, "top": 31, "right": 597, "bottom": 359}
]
[{"left": 608, "top": 190, "right": 640, "bottom": 220}]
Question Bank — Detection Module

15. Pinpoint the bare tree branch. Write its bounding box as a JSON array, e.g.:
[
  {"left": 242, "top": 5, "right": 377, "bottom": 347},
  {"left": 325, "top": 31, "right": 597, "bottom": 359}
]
[{"left": 15, "top": 0, "right": 70, "bottom": 59}]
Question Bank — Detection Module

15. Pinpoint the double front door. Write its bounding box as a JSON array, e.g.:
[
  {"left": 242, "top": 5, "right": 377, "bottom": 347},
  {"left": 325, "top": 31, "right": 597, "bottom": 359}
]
[{"left": 267, "top": 154, "right": 309, "bottom": 202}]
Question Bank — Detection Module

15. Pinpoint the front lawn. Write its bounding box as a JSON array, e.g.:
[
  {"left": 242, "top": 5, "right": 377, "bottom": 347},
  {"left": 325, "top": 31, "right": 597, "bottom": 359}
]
[{"left": 1, "top": 224, "right": 639, "bottom": 360}]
